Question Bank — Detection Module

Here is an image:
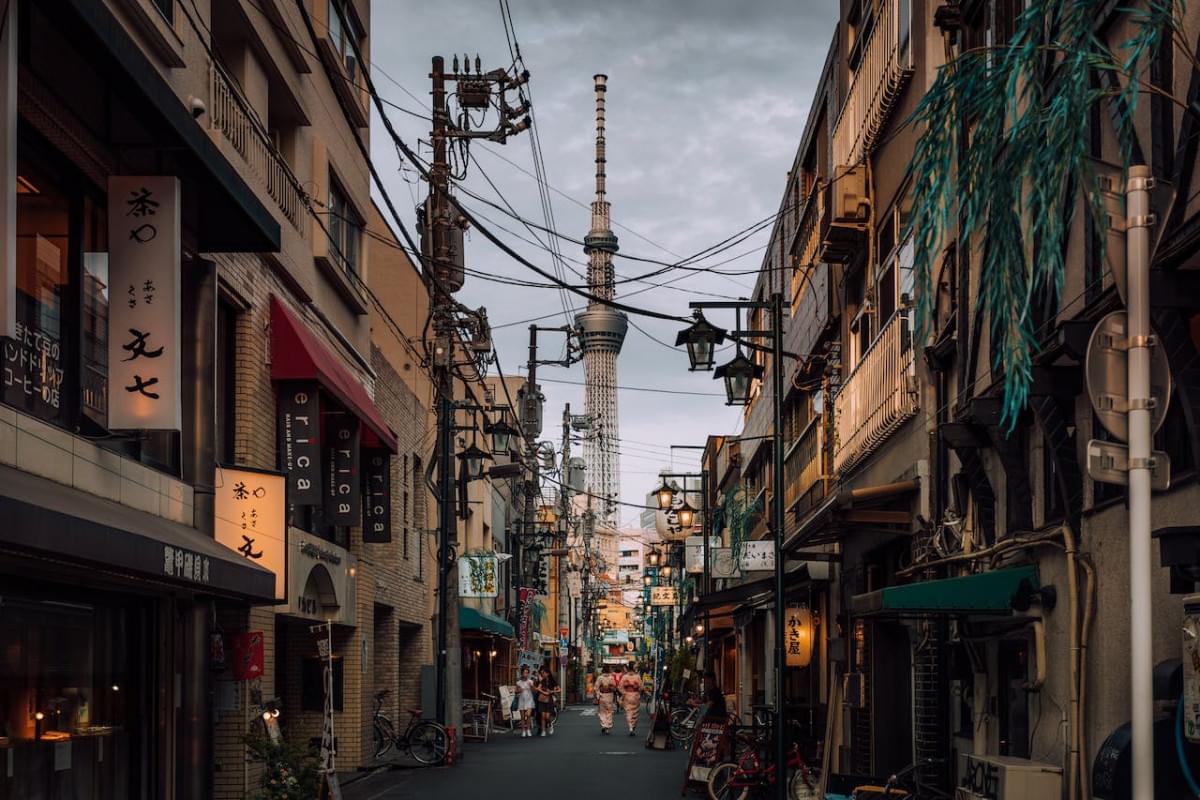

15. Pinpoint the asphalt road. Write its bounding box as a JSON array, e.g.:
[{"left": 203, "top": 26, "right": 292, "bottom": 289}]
[{"left": 342, "top": 704, "right": 693, "bottom": 800}]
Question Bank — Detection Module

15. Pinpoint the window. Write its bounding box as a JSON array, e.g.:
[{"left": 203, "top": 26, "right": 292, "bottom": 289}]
[
  {"left": 327, "top": 177, "right": 361, "bottom": 275},
  {"left": 327, "top": 0, "right": 363, "bottom": 81},
  {"left": 215, "top": 298, "right": 237, "bottom": 465},
  {"left": 151, "top": 0, "right": 173, "bottom": 25}
]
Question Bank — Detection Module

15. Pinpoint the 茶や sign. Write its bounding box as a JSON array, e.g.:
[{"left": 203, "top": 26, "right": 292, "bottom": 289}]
[
  {"left": 215, "top": 464, "right": 287, "bottom": 601},
  {"left": 650, "top": 586, "right": 679, "bottom": 606},
  {"left": 458, "top": 554, "right": 499, "bottom": 598},
  {"left": 278, "top": 382, "right": 321, "bottom": 505},
  {"left": 107, "top": 176, "right": 181, "bottom": 430},
  {"left": 361, "top": 450, "right": 391, "bottom": 543},
  {"left": 324, "top": 414, "right": 360, "bottom": 526}
]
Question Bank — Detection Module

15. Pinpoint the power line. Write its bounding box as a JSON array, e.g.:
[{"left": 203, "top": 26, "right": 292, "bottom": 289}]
[{"left": 531, "top": 376, "right": 725, "bottom": 398}]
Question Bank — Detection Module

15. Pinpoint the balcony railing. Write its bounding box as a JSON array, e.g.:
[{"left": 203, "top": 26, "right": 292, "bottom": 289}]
[
  {"left": 785, "top": 417, "right": 826, "bottom": 511},
  {"left": 831, "top": 0, "right": 914, "bottom": 168},
  {"left": 209, "top": 60, "right": 307, "bottom": 233},
  {"left": 833, "top": 311, "right": 918, "bottom": 472}
]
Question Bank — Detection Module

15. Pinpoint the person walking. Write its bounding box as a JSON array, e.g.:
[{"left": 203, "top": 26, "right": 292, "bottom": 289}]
[
  {"left": 515, "top": 666, "right": 536, "bottom": 738},
  {"left": 536, "top": 665, "right": 558, "bottom": 736},
  {"left": 594, "top": 665, "right": 617, "bottom": 734},
  {"left": 617, "top": 660, "right": 643, "bottom": 736}
]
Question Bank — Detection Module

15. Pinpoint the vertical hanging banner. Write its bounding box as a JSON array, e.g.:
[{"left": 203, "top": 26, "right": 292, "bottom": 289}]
[
  {"left": 279, "top": 382, "right": 322, "bottom": 506},
  {"left": 361, "top": 450, "right": 391, "bottom": 543},
  {"left": 325, "top": 414, "right": 360, "bottom": 526},
  {"left": 214, "top": 464, "right": 287, "bottom": 601},
  {"left": 107, "top": 176, "right": 181, "bottom": 430}
]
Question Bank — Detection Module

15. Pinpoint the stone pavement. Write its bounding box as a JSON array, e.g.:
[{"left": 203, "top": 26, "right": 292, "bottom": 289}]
[{"left": 341, "top": 704, "right": 691, "bottom": 800}]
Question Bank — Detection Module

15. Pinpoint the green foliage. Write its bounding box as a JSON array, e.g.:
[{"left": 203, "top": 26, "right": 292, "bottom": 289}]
[
  {"left": 243, "top": 731, "right": 322, "bottom": 800},
  {"left": 905, "top": 0, "right": 1175, "bottom": 428},
  {"left": 721, "top": 484, "right": 763, "bottom": 564},
  {"left": 668, "top": 646, "right": 696, "bottom": 692}
]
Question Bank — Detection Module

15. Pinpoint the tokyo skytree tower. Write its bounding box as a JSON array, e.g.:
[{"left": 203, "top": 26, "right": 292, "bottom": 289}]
[{"left": 575, "top": 75, "right": 627, "bottom": 527}]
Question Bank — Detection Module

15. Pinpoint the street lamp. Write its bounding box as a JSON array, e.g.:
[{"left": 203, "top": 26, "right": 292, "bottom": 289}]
[
  {"left": 457, "top": 443, "right": 492, "bottom": 480},
  {"left": 713, "top": 351, "right": 763, "bottom": 406},
  {"left": 646, "top": 549, "right": 661, "bottom": 567},
  {"left": 675, "top": 311, "right": 726, "bottom": 372},
  {"left": 486, "top": 417, "right": 518, "bottom": 454},
  {"left": 643, "top": 574, "right": 653, "bottom": 587},
  {"left": 660, "top": 564, "right": 673, "bottom": 580},
  {"left": 655, "top": 478, "right": 676, "bottom": 510},
  {"left": 676, "top": 499, "right": 697, "bottom": 529}
]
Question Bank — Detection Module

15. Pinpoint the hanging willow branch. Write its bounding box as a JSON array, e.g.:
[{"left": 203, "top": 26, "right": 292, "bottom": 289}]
[{"left": 904, "top": 0, "right": 1176, "bottom": 428}]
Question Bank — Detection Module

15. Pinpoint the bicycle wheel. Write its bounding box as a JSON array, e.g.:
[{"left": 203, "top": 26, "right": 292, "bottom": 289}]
[
  {"left": 408, "top": 721, "right": 449, "bottom": 765},
  {"left": 372, "top": 716, "right": 397, "bottom": 759},
  {"left": 707, "top": 762, "right": 749, "bottom": 800},
  {"left": 670, "top": 708, "right": 697, "bottom": 744}
]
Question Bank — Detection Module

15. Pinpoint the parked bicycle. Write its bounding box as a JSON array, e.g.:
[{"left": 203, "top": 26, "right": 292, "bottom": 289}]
[
  {"left": 371, "top": 689, "right": 448, "bottom": 765},
  {"left": 707, "top": 721, "right": 817, "bottom": 800}
]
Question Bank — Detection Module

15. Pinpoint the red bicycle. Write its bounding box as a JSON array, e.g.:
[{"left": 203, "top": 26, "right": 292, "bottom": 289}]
[{"left": 707, "top": 734, "right": 817, "bottom": 800}]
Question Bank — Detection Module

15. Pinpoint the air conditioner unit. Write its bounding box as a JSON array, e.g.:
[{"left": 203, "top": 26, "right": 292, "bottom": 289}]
[
  {"left": 956, "top": 754, "right": 1062, "bottom": 800},
  {"left": 831, "top": 165, "right": 870, "bottom": 224}
]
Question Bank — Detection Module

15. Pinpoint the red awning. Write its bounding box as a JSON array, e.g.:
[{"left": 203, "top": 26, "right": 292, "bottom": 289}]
[{"left": 269, "top": 296, "right": 398, "bottom": 452}]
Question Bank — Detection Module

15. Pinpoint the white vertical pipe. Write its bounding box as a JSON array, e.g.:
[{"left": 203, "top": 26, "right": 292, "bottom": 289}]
[{"left": 1125, "top": 164, "right": 1155, "bottom": 800}]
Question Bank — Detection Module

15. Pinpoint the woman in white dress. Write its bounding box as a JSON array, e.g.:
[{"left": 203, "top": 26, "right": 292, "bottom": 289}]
[{"left": 515, "top": 666, "right": 536, "bottom": 737}]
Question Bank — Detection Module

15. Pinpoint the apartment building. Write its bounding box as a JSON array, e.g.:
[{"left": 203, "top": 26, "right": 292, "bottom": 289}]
[{"left": 688, "top": 1, "right": 1200, "bottom": 796}]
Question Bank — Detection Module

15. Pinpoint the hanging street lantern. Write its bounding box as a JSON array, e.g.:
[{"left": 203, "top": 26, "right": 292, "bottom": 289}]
[
  {"left": 486, "top": 417, "right": 518, "bottom": 454},
  {"left": 713, "top": 351, "right": 763, "bottom": 406},
  {"left": 643, "top": 574, "right": 653, "bottom": 587},
  {"left": 675, "top": 311, "right": 726, "bottom": 372},
  {"left": 676, "top": 499, "right": 697, "bottom": 529},
  {"left": 457, "top": 443, "right": 493, "bottom": 480},
  {"left": 646, "top": 548, "right": 661, "bottom": 567},
  {"left": 655, "top": 478, "right": 676, "bottom": 510}
]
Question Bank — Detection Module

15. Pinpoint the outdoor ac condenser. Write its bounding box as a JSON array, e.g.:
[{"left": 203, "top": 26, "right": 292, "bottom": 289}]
[{"left": 955, "top": 754, "right": 1062, "bottom": 800}]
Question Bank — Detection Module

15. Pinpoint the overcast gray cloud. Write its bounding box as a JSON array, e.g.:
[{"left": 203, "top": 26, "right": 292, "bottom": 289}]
[{"left": 370, "top": 0, "right": 838, "bottom": 525}]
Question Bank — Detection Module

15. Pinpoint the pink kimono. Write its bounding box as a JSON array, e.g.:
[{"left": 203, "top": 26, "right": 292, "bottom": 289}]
[
  {"left": 595, "top": 672, "right": 617, "bottom": 731},
  {"left": 617, "top": 671, "right": 643, "bottom": 732}
]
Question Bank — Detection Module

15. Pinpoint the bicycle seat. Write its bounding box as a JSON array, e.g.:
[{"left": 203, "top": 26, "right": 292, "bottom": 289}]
[
  {"left": 408, "top": 708, "right": 423, "bottom": 716},
  {"left": 375, "top": 689, "right": 390, "bottom": 700}
]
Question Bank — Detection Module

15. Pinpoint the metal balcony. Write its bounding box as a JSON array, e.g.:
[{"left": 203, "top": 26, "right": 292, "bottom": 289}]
[
  {"left": 833, "top": 312, "right": 918, "bottom": 473},
  {"left": 831, "top": 0, "right": 914, "bottom": 169},
  {"left": 209, "top": 60, "right": 307, "bottom": 233}
]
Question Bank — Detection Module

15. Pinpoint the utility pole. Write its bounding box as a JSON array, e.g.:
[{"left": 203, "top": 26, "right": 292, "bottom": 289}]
[
  {"left": 429, "top": 53, "right": 531, "bottom": 731},
  {"left": 558, "top": 403, "right": 571, "bottom": 707}
]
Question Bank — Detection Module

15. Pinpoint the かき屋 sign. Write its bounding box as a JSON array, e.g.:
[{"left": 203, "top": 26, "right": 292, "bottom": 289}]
[
  {"left": 215, "top": 465, "right": 287, "bottom": 601},
  {"left": 107, "top": 176, "right": 181, "bottom": 430},
  {"left": 785, "top": 605, "right": 814, "bottom": 667}
]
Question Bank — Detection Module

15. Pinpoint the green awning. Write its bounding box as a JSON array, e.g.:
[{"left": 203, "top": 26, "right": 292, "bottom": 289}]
[
  {"left": 459, "top": 606, "right": 515, "bottom": 638},
  {"left": 850, "top": 566, "right": 1038, "bottom": 617}
]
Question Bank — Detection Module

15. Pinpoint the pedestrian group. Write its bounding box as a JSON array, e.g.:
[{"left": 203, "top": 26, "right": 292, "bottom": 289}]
[{"left": 514, "top": 664, "right": 559, "bottom": 738}]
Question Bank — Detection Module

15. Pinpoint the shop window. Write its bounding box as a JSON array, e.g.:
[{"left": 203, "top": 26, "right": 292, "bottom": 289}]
[
  {"left": 0, "top": 591, "right": 145, "bottom": 799},
  {"left": 301, "top": 655, "right": 344, "bottom": 712},
  {"left": 327, "top": 177, "right": 361, "bottom": 276}
]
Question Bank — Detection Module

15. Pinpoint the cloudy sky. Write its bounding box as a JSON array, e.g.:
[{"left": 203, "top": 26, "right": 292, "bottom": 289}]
[{"left": 370, "top": 0, "right": 838, "bottom": 526}]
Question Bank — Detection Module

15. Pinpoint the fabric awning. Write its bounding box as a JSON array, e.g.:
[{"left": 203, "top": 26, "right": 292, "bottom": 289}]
[
  {"left": 0, "top": 466, "right": 276, "bottom": 602},
  {"left": 850, "top": 566, "right": 1038, "bottom": 617},
  {"left": 459, "top": 606, "right": 515, "bottom": 638},
  {"left": 270, "top": 296, "right": 397, "bottom": 452}
]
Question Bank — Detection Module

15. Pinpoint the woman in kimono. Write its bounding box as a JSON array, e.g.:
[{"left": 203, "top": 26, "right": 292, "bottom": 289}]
[
  {"left": 594, "top": 665, "right": 617, "bottom": 734},
  {"left": 515, "top": 666, "right": 536, "bottom": 738},
  {"left": 617, "top": 661, "right": 643, "bottom": 736}
]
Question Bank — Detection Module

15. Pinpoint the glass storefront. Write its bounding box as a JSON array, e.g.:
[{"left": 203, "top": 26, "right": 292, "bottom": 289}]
[{"left": 0, "top": 588, "right": 148, "bottom": 800}]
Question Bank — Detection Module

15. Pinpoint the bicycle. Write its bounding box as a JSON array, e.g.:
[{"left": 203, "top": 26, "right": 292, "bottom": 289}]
[
  {"left": 371, "top": 690, "right": 448, "bottom": 765},
  {"left": 707, "top": 722, "right": 817, "bottom": 800}
]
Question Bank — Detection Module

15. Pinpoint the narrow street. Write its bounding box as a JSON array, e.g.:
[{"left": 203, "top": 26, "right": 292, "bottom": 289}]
[{"left": 343, "top": 706, "right": 690, "bottom": 800}]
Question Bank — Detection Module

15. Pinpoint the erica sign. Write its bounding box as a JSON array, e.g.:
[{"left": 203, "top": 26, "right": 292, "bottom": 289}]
[
  {"left": 362, "top": 450, "right": 391, "bottom": 543},
  {"left": 324, "top": 414, "right": 360, "bottom": 526},
  {"left": 215, "top": 464, "right": 287, "bottom": 601},
  {"left": 107, "top": 176, "right": 180, "bottom": 430},
  {"left": 279, "top": 382, "right": 321, "bottom": 506}
]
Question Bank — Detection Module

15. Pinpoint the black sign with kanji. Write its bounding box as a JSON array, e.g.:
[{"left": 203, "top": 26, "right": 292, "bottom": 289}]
[
  {"left": 324, "top": 413, "right": 361, "bottom": 526},
  {"left": 362, "top": 450, "right": 391, "bottom": 543}
]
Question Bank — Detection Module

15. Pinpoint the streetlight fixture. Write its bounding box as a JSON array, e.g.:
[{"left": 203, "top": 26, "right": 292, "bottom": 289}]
[
  {"left": 457, "top": 443, "right": 493, "bottom": 480},
  {"left": 486, "top": 416, "right": 518, "bottom": 454},
  {"left": 660, "top": 564, "right": 673, "bottom": 580},
  {"left": 655, "top": 478, "right": 676, "bottom": 510},
  {"left": 646, "top": 549, "right": 661, "bottom": 567},
  {"left": 675, "top": 311, "right": 726, "bottom": 371},
  {"left": 643, "top": 575, "right": 653, "bottom": 587},
  {"left": 713, "top": 351, "right": 763, "bottom": 406},
  {"left": 676, "top": 499, "right": 697, "bottom": 529}
]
